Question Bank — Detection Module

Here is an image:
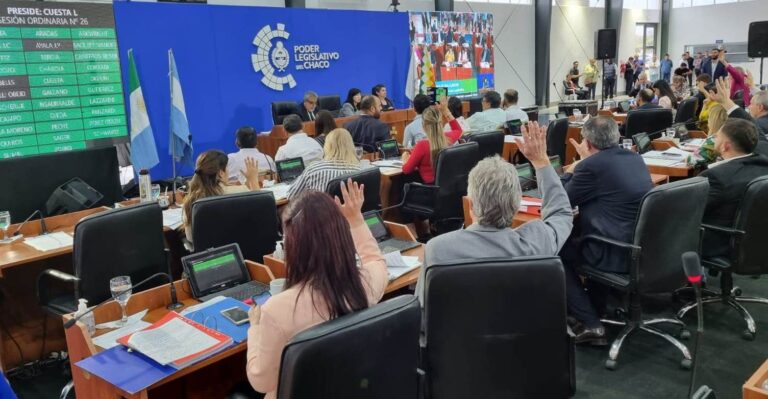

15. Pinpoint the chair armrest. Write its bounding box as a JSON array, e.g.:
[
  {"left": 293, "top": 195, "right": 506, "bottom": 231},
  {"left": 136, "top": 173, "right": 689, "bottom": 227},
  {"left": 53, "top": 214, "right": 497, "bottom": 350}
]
[
  {"left": 37, "top": 269, "right": 79, "bottom": 306},
  {"left": 582, "top": 234, "right": 641, "bottom": 252},
  {"left": 701, "top": 223, "right": 745, "bottom": 236}
]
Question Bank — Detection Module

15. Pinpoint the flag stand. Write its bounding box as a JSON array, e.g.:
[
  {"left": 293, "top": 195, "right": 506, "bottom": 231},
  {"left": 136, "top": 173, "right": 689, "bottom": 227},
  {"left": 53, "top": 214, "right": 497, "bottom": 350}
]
[{"left": 168, "top": 49, "right": 177, "bottom": 206}]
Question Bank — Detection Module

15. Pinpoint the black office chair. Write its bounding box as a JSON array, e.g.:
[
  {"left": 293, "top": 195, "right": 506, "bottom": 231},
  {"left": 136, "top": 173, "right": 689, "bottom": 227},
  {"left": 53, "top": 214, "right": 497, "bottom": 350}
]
[
  {"left": 675, "top": 97, "right": 699, "bottom": 130},
  {"left": 277, "top": 295, "right": 421, "bottom": 399},
  {"left": 464, "top": 130, "right": 503, "bottom": 161},
  {"left": 318, "top": 95, "right": 341, "bottom": 117},
  {"left": 423, "top": 257, "right": 575, "bottom": 398},
  {"left": 678, "top": 176, "right": 768, "bottom": 340},
  {"left": 271, "top": 101, "right": 302, "bottom": 125},
  {"left": 732, "top": 90, "right": 745, "bottom": 109},
  {"left": 37, "top": 203, "right": 168, "bottom": 314},
  {"left": 326, "top": 168, "right": 382, "bottom": 213},
  {"left": 546, "top": 117, "right": 569, "bottom": 164},
  {"left": 403, "top": 142, "right": 479, "bottom": 235},
  {"left": 624, "top": 108, "right": 674, "bottom": 140},
  {"left": 577, "top": 177, "right": 709, "bottom": 370},
  {"left": 191, "top": 191, "right": 280, "bottom": 262}
]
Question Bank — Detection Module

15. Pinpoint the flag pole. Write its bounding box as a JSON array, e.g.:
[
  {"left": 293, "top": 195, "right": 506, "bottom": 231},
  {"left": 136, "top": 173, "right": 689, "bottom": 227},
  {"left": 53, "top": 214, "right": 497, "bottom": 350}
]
[{"left": 169, "top": 48, "right": 177, "bottom": 205}]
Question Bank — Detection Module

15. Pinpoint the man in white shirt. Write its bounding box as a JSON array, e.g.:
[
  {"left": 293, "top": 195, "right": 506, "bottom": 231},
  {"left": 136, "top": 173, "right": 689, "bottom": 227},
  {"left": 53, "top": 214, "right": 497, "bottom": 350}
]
[
  {"left": 275, "top": 114, "right": 324, "bottom": 166},
  {"left": 502, "top": 89, "right": 529, "bottom": 124},
  {"left": 227, "top": 126, "right": 276, "bottom": 182},
  {"left": 403, "top": 94, "right": 430, "bottom": 148},
  {"left": 466, "top": 90, "right": 505, "bottom": 133}
]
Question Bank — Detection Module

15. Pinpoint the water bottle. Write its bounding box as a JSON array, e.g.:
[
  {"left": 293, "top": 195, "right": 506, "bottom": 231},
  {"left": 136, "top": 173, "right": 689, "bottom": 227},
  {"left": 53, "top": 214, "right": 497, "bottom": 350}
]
[
  {"left": 75, "top": 298, "right": 95, "bottom": 337},
  {"left": 138, "top": 169, "right": 152, "bottom": 203},
  {"left": 273, "top": 241, "right": 284, "bottom": 260}
]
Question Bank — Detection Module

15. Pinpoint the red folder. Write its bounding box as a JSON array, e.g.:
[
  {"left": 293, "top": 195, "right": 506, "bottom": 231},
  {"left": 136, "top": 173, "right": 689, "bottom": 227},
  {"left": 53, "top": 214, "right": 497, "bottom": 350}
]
[{"left": 519, "top": 196, "right": 543, "bottom": 216}]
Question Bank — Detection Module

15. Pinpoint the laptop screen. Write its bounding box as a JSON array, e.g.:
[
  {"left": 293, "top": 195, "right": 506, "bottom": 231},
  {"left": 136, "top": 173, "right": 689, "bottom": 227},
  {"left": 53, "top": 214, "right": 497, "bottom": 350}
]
[
  {"left": 363, "top": 211, "right": 388, "bottom": 241},
  {"left": 633, "top": 133, "right": 651, "bottom": 154},
  {"left": 549, "top": 155, "right": 564, "bottom": 176},
  {"left": 276, "top": 157, "right": 305, "bottom": 182},
  {"left": 619, "top": 101, "right": 631, "bottom": 113},
  {"left": 378, "top": 139, "right": 400, "bottom": 159},
  {"left": 505, "top": 119, "right": 523, "bottom": 135},
  {"left": 515, "top": 164, "right": 537, "bottom": 191},
  {"left": 184, "top": 245, "right": 248, "bottom": 295}
]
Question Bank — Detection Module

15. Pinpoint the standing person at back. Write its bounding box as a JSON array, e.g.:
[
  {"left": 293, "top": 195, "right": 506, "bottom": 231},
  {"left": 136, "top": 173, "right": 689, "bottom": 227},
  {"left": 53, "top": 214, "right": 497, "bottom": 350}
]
[
  {"left": 344, "top": 96, "right": 390, "bottom": 153},
  {"left": 403, "top": 94, "right": 431, "bottom": 148},
  {"left": 603, "top": 59, "right": 617, "bottom": 99},
  {"left": 660, "top": 54, "right": 673, "bottom": 82},
  {"left": 623, "top": 57, "right": 635, "bottom": 95},
  {"left": 701, "top": 48, "right": 728, "bottom": 82},
  {"left": 502, "top": 89, "right": 529, "bottom": 124},
  {"left": 559, "top": 116, "right": 653, "bottom": 345},
  {"left": 465, "top": 90, "right": 505, "bottom": 133},
  {"left": 275, "top": 114, "right": 324, "bottom": 166},
  {"left": 227, "top": 126, "right": 276, "bottom": 183}
]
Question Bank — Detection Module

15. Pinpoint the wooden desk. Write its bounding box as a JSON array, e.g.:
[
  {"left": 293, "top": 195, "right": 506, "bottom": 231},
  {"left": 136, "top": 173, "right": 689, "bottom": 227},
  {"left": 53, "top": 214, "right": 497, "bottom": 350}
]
[
  {"left": 462, "top": 196, "right": 539, "bottom": 229},
  {"left": 257, "top": 109, "right": 416, "bottom": 158},
  {"left": 263, "top": 221, "right": 422, "bottom": 294}
]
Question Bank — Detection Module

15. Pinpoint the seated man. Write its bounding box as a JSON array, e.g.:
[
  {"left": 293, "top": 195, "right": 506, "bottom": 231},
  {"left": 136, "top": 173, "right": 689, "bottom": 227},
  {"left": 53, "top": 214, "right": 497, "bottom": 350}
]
[
  {"left": 700, "top": 119, "right": 768, "bottom": 259},
  {"left": 417, "top": 121, "right": 573, "bottom": 299},
  {"left": 465, "top": 90, "right": 506, "bottom": 133},
  {"left": 297, "top": 91, "right": 319, "bottom": 122},
  {"left": 503, "top": 89, "right": 529, "bottom": 124},
  {"left": 628, "top": 72, "right": 651, "bottom": 98},
  {"left": 275, "top": 114, "right": 324, "bottom": 166},
  {"left": 403, "top": 94, "right": 430, "bottom": 148},
  {"left": 227, "top": 126, "right": 276, "bottom": 182},
  {"left": 344, "top": 95, "right": 390, "bottom": 153},
  {"left": 560, "top": 116, "right": 654, "bottom": 345},
  {"left": 564, "top": 75, "right": 588, "bottom": 100},
  {"left": 619, "top": 89, "right": 659, "bottom": 135}
]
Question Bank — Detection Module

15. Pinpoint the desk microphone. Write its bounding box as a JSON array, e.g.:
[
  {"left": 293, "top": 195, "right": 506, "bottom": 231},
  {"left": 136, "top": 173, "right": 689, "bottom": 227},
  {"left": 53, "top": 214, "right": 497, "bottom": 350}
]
[
  {"left": 63, "top": 272, "right": 183, "bottom": 329},
  {"left": 552, "top": 82, "right": 565, "bottom": 103},
  {"left": 13, "top": 209, "right": 48, "bottom": 236},
  {"left": 682, "top": 252, "right": 716, "bottom": 399}
]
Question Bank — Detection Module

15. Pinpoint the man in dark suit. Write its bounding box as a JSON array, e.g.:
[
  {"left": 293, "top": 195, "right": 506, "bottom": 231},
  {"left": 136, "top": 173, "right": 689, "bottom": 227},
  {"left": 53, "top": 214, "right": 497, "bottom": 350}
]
[
  {"left": 700, "top": 48, "right": 728, "bottom": 82},
  {"left": 560, "top": 116, "right": 654, "bottom": 345},
  {"left": 297, "top": 91, "right": 320, "bottom": 122},
  {"left": 343, "top": 96, "right": 389, "bottom": 153},
  {"left": 700, "top": 119, "right": 768, "bottom": 259},
  {"left": 619, "top": 89, "right": 660, "bottom": 135}
]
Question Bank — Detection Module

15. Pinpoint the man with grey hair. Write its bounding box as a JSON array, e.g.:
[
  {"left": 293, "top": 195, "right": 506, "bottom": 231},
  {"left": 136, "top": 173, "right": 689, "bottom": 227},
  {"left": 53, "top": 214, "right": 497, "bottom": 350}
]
[
  {"left": 416, "top": 121, "right": 573, "bottom": 300},
  {"left": 560, "top": 116, "right": 653, "bottom": 345},
  {"left": 298, "top": 91, "right": 319, "bottom": 122},
  {"left": 275, "top": 114, "right": 323, "bottom": 166}
]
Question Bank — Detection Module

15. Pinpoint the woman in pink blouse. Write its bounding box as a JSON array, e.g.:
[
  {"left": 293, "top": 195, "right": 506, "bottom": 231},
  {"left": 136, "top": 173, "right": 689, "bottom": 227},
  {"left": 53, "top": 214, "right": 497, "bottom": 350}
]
[
  {"left": 245, "top": 180, "right": 388, "bottom": 399},
  {"left": 721, "top": 53, "right": 750, "bottom": 107}
]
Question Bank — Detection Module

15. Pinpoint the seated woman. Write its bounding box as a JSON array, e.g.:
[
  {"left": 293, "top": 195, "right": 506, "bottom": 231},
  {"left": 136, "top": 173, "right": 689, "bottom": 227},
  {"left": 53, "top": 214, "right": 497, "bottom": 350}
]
[
  {"left": 697, "top": 104, "right": 728, "bottom": 165},
  {"left": 671, "top": 75, "right": 690, "bottom": 102},
  {"left": 182, "top": 150, "right": 259, "bottom": 243},
  {"left": 313, "top": 110, "right": 337, "bottom": 147},
  {"left": 287, "top": 128, "right": 361, "bottom": 199},
  {"left": 246, "top": 182, "right": 388, "bottom": 399},
  {"left": 401, "top": 98, "right": 463, "bottom": 185},
  {"left": 653, "top": 79, "right": 679, "bottom": 110},
  {"left": 339, "top": 88, "right": 362, "bottom": 117},
  {"left": 372, "top": 84, "right": 394, "bottom": 112},
  {"left": 443, "top": 96, "right": 471, "bottom": 132}
]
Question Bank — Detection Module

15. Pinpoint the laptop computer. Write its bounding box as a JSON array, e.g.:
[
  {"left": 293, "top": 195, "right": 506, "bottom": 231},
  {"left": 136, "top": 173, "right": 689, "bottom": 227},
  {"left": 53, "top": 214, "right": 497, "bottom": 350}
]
[
  {"left": 548, "top": 155, "right": 565, "bottom": 176},
  {"left": 632, "top": 132, "right": 652, "bottom": 154},
  {"left": 618, "top": 101, "right": 631, "bottom": 113},
  {"left": 182, "top": 243, "right": 269, "bottom": 302},
  {"left": 516, "top": 163, "right": 540, "bottom": 198},
  {"left": 276, "top": 157, "right": 305, "bottom": 183},
  {"left": 505, "top": 119, "right": 523, "bottom": 135},
  {"left": 377, "top": 139, "right": 401, "bottom": 160},
  {"left": 363, "top": 211, "right": 421, "bottom": 254}
]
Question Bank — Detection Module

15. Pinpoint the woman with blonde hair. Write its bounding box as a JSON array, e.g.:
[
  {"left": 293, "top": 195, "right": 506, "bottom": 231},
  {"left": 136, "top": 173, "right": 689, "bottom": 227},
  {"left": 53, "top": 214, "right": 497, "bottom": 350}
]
[
  {"left": 697, "top": 104, "right": 729, "bottom": 165},
  {"left": 401, "top": 98, "right": 463, "bottom": 184},
  {"left": 287, "top": 128, "right": 360, "bottom": 199},
  {"left": 183, "top": 149, "right": 259, "bottom": 242}
]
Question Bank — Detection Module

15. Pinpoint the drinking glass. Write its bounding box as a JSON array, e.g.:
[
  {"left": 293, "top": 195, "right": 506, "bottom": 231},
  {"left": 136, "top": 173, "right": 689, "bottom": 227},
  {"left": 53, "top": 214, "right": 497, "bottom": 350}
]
[
  {"left": 572, "top": 109, "right": 582, "bottom": 121},
  {"left": 0, "top": 211, "right": 10, "bottom": 244},
  {"left": 151, "top": 184, "right": 161, "bottom": 201},
  {"left": 622, "top": 139, "right": 633, "bottom": 150},
  {"left": 110, "top": 276, "right": 132, "bottom": 327},
  {"left": 665, "top": 128, "right": 676, "bottom": 139},
  {"left": 355, "top": 146, "right": 364, "bottom": 160}
]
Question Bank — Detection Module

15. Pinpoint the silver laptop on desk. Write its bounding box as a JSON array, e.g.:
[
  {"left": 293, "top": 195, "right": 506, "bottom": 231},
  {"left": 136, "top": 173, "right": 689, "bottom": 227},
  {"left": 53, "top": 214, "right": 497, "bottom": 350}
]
[
  {"left": 182, "top": 244, "right": 269, "bottom": 302},
  {"left": 363, "top": 211, "right": 420, "bottom": 254}
]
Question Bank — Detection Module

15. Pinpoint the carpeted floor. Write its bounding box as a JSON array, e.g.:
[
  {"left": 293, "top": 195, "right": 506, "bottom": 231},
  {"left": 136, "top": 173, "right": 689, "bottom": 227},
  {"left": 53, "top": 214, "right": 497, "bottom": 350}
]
[{"left": 9, "top": 273, "right": 768, "bottom": 399}]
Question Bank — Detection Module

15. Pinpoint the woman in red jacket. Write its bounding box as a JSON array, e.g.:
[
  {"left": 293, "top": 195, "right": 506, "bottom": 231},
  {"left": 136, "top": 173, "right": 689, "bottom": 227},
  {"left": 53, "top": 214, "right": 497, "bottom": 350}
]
[{"left": 401, "top": 98, "right": 463, "bottom": 184}]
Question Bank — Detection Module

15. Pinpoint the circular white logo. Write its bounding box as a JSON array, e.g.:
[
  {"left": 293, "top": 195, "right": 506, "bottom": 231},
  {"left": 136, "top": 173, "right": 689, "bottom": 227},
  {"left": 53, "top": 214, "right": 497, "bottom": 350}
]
[{"left": 251, "top": 23, "right": 296, "bottom": 91}]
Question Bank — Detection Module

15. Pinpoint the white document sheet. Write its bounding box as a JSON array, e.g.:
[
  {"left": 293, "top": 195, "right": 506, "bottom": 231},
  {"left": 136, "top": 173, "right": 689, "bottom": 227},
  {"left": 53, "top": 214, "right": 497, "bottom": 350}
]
[
  {"left": 385, "top": 252, "right": 421, "bottom": 281},
  {"left": 372, "top": 160, "right": 404, "bottom": 168},
  {"left": 24, "top": 232, "right": 73, "bottom": 252},
  {"left": 127, "top": 317, "right": 220, "bottom": 366},
  {"left": 262, "top": 184, "right": 291, "bottom": 201},
  {"left": 93, "top": 321, "right": 151, "bottom": 350},
  {"left": 96, "top": 309, "right": 149, "bottom": 330},
  {"left": 162, "top": 208, "right": 183, "bottom": 229}
]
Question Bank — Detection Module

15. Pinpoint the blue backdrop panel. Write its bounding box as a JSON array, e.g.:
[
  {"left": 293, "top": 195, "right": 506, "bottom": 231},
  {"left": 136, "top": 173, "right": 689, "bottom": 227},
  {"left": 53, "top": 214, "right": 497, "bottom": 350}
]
[{"left": 114, "top": 2, "right": 410, "bottom": 179}]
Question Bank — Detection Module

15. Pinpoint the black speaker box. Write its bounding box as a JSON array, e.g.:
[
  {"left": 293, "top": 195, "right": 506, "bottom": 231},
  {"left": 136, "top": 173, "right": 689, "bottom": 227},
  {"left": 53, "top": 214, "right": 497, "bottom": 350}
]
[
  {"left": 595, "top": 29, "right": 617, "bottom": 60},
  {"left": 748, "top": 21, "right": 768, "bottom": 58}
]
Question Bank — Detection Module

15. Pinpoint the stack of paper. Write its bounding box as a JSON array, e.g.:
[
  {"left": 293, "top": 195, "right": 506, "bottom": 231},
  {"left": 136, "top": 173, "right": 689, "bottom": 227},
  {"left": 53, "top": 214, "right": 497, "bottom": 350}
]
[
  {"left": 24, "top": 232, "right": 73, "bottom": 252},
  {"left": 385, "top": 252, "right": 421, "bottom": 281},
  {"left": 162, "top": 208, "right": 183, "bottom": 229},
  {"left": 262, "top": 184, "right": 291, "bottom": 201},
  {"left": 117, "top": 312, "right": 233, "bottom": 369},
  {"left": 372, "top": 160, "right": 404, "bottom": 168}
]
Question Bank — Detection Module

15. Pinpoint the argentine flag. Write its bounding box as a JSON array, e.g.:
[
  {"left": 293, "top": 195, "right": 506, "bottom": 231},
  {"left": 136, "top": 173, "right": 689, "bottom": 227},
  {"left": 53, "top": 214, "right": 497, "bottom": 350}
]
[
  {"left": 169, "top": 49, "right": 194, "bottom": 168},
  {"left": 128, "top": 49, "right": 159, "bottom": 172}
]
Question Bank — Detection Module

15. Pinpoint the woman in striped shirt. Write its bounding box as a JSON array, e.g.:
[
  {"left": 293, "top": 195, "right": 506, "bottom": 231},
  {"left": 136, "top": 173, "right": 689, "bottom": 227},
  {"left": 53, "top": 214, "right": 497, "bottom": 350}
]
[{"left": 288, "top": 128, "right": 361, "bottom": 199}]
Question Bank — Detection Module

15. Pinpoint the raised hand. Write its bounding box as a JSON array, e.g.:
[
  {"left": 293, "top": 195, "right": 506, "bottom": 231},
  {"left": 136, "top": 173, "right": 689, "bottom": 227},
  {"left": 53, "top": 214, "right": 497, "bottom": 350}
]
[
  {"left": 334, "top": 178, "right": 366, "bottom": 228},
  {"left": 569, "top": 137, "right": 592, "bottom": 161},
  {"left": 518, "top": 121, "right": 550, "bottom": 169},
  {"left": 709, "top": 77, "right": 735, "bottom": 109},
  {"left": 240, "top": 157, "right": 260, "bottom": 189}
]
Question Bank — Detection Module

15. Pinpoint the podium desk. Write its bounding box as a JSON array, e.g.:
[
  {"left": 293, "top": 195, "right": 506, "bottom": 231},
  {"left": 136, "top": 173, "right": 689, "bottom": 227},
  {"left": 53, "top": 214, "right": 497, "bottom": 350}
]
[{"left": 257, "top": 109, "right": 416, "bottom": 158}]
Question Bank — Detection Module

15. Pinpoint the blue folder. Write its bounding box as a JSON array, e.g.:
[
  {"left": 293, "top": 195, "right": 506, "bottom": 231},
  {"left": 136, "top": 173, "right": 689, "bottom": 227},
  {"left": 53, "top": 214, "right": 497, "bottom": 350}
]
[
  {"left": 75, "top": 346, "right": 176, "bottom": 394},
  {"left": 183, "top": 296, "right": 268, "bottom": 344}
]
